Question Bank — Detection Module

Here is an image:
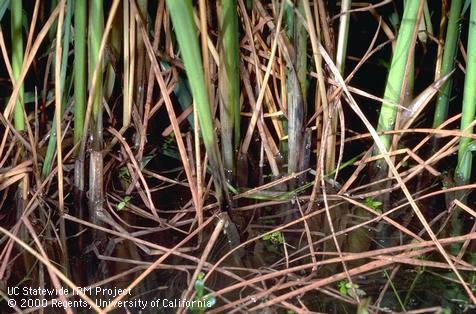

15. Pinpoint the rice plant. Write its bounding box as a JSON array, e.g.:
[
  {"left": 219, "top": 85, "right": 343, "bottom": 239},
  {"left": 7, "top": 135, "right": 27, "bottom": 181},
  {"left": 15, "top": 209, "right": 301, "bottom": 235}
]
[
  {"left": 10, "top": 0, "right": 24, "bottom": 131},
  {"left": 218, "top": 0, "right": 240, "bottom": 180},
  {"left": 165, "top": 0, "right": 229, "bottom": 207},
  {"left": 433, "top": 0, "right": 464, "bottom": 129}
]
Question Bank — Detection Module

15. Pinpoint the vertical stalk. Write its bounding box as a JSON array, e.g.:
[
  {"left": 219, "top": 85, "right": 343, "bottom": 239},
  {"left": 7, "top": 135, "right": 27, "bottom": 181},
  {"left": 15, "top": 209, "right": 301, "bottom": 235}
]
[
  {"left": 104, "top": 7, "right": 121, "bottom": 102},
  {"left": 197, "top": 0, "right": 208, "bottom": 228},
  {"left": 134, "top": 0, "right": 147, "bottom": 130},
  {"left": 166, "top": 0, "right": 229, "bottom": 207},
  {"left": 351, "top": 0, "right": 421, "bottom": 252},
  {"left": 433, "top": 0, "right": 463, "bottom": 128},
  {"left": 123, "top": 0, "right": 131, "bottom": 127},
  {"left": 11, "top": 0, "right": 32, "bottom": 280},
  {"left": 286, "top": 0, "right": 307, "bottom": 176},
  {"left": 375, "top": 0, "right": 421, "bottom": 153},
  {"left": 42, "top": 0, "right": 73, "bottom": 178},
  {"left": 90, "top": 0, "right": 104, "bottom": 150},
  {"left": 72, "top": 0, "right": 88, "bottom": 284},
  {"left": 446, "top": 0, "right": 476, "bottom": 260},
  {"left": 327, "top": 0, "right": 352, "bottom": 176},
  {"left": 89, "top": 0, "right": 104, "bottom": 225},
  {"left": 335, "top": 0, "right": 351, "bottom": 75},
  {"left": 11, "top": 0, "right": 24, "bottom": 131},
  {"left": 326, "top": 0, "right": 351, "bottom": 253},
  {"left": 218, "top": 0, "right": 240, "bottom": 178},
  {"left": 74, "top": 0, "right": 87, "bottom": 150},
  {"left": 198, "top": 0, "right": 210, "bottom": 101},
  {"left": 455, "top": 2, "right": 476, "bottom": 187},
  {"left": 54, "top": 0, "right": 68, "bottom": 277},
  {"left": 314, "top": 0, "right": 336, "bottom": 174}
]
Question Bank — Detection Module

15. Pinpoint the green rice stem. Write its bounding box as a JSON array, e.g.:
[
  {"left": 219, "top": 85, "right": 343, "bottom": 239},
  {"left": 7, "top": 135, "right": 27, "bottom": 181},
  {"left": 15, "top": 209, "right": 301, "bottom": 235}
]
[
  {"left": 433, "top": 0, "right": 463, "bottom": 128},
  {"left": 375, "top": 0, "right": 420, "bottom": 152},
  {"left": 11, "top": 0, "right": 24, "bottom": 131},
  {"left": 218, "top": 0, "right": 240, "bottom": 177},
  {"left": 42, "top": 0, "right": 74, "bottom": 178},
  {"left": 166, "top": 0, "right": 229, "bottom": 207},
  {"left": 455, "top": 1, "right": 476, "bottom": 185},
  {"left": 74, "top": 0, "right": 87, "bottom": 145},
  {"left": 90, "top": 0, "right": 104, "bottom": 149}
]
